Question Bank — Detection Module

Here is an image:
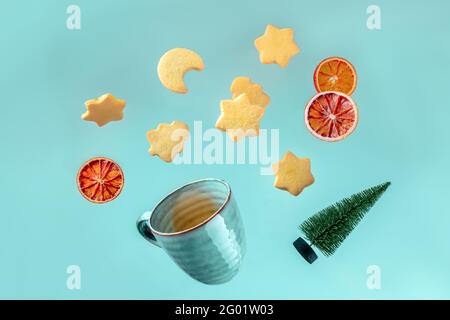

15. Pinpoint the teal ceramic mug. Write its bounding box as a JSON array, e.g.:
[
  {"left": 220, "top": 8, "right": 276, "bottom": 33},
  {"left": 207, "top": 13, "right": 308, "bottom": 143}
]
[{"left": 137, "top": 179, "right": 246, "bottom": 285}]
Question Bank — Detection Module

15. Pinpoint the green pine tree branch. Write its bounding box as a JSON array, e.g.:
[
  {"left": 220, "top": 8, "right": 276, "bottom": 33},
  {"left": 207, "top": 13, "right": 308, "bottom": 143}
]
[{"left": 300, "top": 182, "right": 391, "bottom": 256}]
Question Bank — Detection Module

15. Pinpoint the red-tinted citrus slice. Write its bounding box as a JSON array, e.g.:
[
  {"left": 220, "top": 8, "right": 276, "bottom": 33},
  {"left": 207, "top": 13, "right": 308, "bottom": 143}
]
[
  {"left": 77, "top": 157, "right": 124, "bottom": 204},
  {"left": 313, "top": 57, "right": 357, "bottom": 95},
  {"left": 305, "top": 91, "right": 358, "bottom": 142}
]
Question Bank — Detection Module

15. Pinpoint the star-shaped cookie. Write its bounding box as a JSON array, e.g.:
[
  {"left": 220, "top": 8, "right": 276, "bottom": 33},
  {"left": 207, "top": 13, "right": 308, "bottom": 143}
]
[
  {"left": 230, "top": 77, "right": 270, "bottom": 108},
  {"left": 146, "top": 121, "right": 190, "bottom": 163},
  {"left": 82, "top": 93, "right": 126, "bottom": 127},
  {"left": 215, "top": 93, "right": 265, "bottom": 142},
  {"left": 272, "top": 151, "right": 314, "bottom": 196},
  {"left": 254, "top": 24, "right": 300, "bottom": 68}
]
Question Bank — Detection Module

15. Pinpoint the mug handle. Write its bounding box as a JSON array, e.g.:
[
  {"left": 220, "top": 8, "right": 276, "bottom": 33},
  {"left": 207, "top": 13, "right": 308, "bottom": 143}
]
[{"left": 136, "top": 211, "right": 161, "bottom": 248}]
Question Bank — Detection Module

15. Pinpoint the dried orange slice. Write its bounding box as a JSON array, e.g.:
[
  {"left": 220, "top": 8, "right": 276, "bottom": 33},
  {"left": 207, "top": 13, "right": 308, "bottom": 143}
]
[
  {"left": 305, "top": 91, "right": 358, "bottom": 142},
  {"left": 313, "top": 57, "right": 357, "bottom": 95},
  {"left": 77, "top": 157, "right": 124, "bottom": 204}
]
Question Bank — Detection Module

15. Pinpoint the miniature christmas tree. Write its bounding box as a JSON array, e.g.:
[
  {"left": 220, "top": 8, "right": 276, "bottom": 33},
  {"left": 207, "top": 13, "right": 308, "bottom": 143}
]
[{"left": 294, "top": 182, "right": 391, "bottom": 264}]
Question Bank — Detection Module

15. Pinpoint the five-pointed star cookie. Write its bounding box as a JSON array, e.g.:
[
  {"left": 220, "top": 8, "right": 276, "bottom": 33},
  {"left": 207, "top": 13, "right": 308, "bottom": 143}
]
[
  {"left": 146, "top": 121, "right": 190, "bottom": 163},
  {"left": 254, "top": 24, "right": 300, "bottom": 68},
  {"left": 272, "top": 151, "right": 314, "bottom": 196},
  {"left": 215, "top": 93, "right": 265, "bottom": 142},
  {"left": 230, "top": 76, "right": 270, "bottom": 108},
  {"left": 82, "top": 93, "right": 126, "bottom": 127}
]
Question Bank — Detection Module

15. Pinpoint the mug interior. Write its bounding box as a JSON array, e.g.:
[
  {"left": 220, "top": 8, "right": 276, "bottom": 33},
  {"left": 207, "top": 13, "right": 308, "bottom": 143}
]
[{"left": 150, "top": 179, "right": 230, "bottom": 235}]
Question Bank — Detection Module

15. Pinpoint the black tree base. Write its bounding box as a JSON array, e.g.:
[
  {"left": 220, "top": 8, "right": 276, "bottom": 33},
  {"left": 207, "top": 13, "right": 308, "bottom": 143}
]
[{"left": 293, "top": 237, "right": 318, "bottom": 264}]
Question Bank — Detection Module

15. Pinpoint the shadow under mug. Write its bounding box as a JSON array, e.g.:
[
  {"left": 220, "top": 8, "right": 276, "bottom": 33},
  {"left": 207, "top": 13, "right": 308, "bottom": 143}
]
[{"left": 137, "top": 179, "right": 246, "bottom": 285}]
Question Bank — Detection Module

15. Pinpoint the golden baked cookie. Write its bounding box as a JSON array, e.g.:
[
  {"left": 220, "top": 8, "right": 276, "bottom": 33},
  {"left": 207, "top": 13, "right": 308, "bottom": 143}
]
[
  {"left": 157, "top": 48, "right": 204, "bottom": 94},
  {"left": 230, "top": 77, "right": 270, "bottom": 108},
  {"left": 255, "top": 24, "right": 300, "bottom": 68},
  {"left": 146, "top": 121, "right": 190, "bottom": 162},
  {"left": 272, "top": 151, "right": 314, "bottom": 196},
  {"left": 82, "top": 93, "right": 126, "bottom": 127},
  {"left": 215, "top": 93, "right": 265, "bottom": 142}
]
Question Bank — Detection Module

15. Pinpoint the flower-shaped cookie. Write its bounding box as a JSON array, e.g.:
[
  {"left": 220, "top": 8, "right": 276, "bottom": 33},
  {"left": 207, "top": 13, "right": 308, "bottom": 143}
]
[
  {"left": 230, "top": 77, "right": 270, "bottom": 108},
  {"left": 146, "top": 121, "right": 190, "bottom": 162},
  {"left": 82, "top": 93, "right": 126, "bottom": 127}
]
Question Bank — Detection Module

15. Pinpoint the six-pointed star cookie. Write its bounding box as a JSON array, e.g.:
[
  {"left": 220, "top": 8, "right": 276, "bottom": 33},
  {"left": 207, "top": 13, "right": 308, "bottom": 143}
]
[
  {"left": 272, "top": 151, "right": 314, "bottom": 196},
  {"left": 230, "top": 76, "right": 270, "bottom": 108},
  {"left": 82, "top": 93, "right": 126, "bottom": 127},
  {"left": 254, "top": 24, "right": 300, "bottom": 68},
  {"left": 215, "top": 93, "right": 265, "bottom": 142},
  {"left": 146, "top": 121, "right": 190, "bottom": 163}
]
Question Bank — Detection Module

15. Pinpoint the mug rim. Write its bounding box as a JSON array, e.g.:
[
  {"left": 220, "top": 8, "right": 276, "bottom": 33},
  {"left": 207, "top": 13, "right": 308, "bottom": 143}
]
[{"left": 148, "top": 178, "right": 232, "bottom": 237}]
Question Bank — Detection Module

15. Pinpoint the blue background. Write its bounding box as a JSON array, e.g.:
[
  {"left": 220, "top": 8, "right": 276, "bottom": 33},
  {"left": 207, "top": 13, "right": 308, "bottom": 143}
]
[{"left": 1, "top": 0, "right": 449, "bottom": 299}]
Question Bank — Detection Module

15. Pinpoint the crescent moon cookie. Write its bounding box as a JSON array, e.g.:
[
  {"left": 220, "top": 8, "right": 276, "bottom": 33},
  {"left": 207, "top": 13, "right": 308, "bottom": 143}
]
[
  {"left": 254, "top": 24, "right": 300, "bottom": 68},
  {"left": 272, "top": 151, "right": 314, "bottom": 196},
  {"left": 215, "top": 93, "right": 265, "bottom": 142},
  {"left": 157, "top": 48, "right": 205, "bottom": 94},
  {"left": 146, "top": 121, "right": 190, "bottom": 163},
  {"left": 82, "top": 93, "right": 126, "bottom": 127},
  {"left": 230, "top": 77, "right": 270, "bottom": 108}
]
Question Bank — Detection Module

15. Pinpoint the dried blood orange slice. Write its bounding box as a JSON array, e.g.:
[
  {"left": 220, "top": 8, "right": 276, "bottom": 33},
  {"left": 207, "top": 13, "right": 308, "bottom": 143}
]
[
  {"left": 313, "top": 57, "right": 357, "bottom": 95},
  {"left": 77, "top": 157, "right": 124, "bottom": 204},
  {"left": 305, "top": 91, "right": 358, "bottom": 142}
]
